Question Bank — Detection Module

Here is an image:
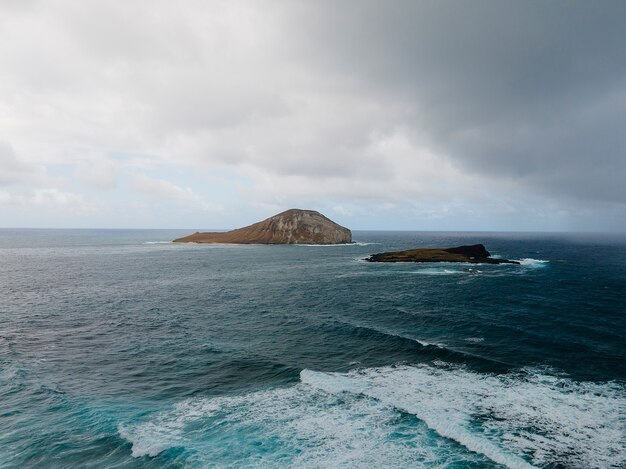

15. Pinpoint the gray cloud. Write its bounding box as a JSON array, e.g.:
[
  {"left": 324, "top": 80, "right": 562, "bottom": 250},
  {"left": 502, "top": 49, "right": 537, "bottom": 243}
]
[
  {"left": 0, "top": 1, "right": 624, "bottom": 229},
  {"left": 280, "top": 0, "right": 626, "bottom": 203}
]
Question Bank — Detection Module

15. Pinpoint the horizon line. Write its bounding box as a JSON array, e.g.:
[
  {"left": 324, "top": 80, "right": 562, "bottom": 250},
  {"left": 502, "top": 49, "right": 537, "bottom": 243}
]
[{"left": 1, "top": 226, "right": 625, "bottom": 235}]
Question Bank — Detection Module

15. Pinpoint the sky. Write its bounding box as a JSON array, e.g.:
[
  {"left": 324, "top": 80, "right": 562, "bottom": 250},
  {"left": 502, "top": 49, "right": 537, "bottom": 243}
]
[{"left": 1, "top": 0, "right": 625, "bottom": 231}]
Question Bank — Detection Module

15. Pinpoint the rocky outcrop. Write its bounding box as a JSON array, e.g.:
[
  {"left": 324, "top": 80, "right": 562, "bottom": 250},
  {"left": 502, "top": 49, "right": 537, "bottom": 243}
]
[
  {"left": 365, "top": 244, "right": 519, "bottom": 264},
  {"left": 173, "top": 209, "right": 352, "bottom": 245}
]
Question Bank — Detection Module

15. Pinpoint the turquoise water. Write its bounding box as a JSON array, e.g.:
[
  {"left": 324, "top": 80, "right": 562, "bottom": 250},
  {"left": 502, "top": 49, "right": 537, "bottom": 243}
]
[{"left": 1, "top": 230, "right": 625, "bottom": 468}]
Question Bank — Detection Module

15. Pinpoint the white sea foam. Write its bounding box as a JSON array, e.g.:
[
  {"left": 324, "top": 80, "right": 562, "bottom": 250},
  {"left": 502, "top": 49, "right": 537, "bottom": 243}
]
[
  {"left": 120, "top": 364, "right": 625, "bottom": 468},
  {"left": 119, "top": 380, "right": 484, "bottom": 467},
  {"left": 118, "top": 424, "right": 180, "bottom": 458},
  {"left": 515, "top": 258, "right": 550, "bottom": 267},
  {"left": 464, "top": 337, "right": 485, "bottom": 343},
  {"left": 301, "top": 365, "right": 626, "bottom": 469},
  {"left": 414, "top": 338, "right": 433, "bottom": 347},
  {"left": 410, "top": 267, "right": 464, "bottom": 276},
  {"left": 376, "top": 268, "right": 466, "bottom": 275},
  {"left": 413, "top": 338, "right": 448, "bottom": 349},
  {"left": 341, "top": 266, "right": 466, "bottom": 275}
]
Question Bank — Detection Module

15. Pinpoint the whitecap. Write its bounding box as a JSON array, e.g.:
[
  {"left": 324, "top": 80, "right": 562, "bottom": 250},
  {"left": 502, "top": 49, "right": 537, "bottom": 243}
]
[
  {"left": 410, "top": 268, "right": 464, "bottom": 276},
  {"left": 301, "top": 365, "right": 626, "bottom": 469},
  {"left": 464, "top": 337, "right": 485, "bottom": 343},
  {"left": 120, "top": 379, "right": 487, "bottom": 467},
  {"left": 414, "top": 339, "right": 448, "bottom": 349},
  {"left": 414, "top": 338, "right": 433, "bottom": 347},
  {"left": 118, "top": 424, "right": 179, "bottom": 458},
  {"left": 120, "top": 364, "right": 625, "bottom": 468},
  {"left": 515, "top": 258, "right": 550, "bottom": 267}
]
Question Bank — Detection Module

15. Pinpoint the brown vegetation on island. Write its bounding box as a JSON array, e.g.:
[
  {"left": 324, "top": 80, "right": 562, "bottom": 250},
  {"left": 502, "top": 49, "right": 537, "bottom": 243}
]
[{"left": 173, "top": 209, "right": 352, "bottom": 245}]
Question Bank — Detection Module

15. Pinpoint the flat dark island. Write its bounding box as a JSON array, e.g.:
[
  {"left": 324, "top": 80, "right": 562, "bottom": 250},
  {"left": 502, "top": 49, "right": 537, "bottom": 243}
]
[{"left": 366, "top": 244, "right": 519, "bottom": 264}]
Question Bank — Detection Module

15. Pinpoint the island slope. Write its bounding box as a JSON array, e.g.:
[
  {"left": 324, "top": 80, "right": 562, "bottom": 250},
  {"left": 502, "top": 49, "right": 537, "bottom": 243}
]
[{"left": 173, "top": 209, "right": 352, "bottom": 245}]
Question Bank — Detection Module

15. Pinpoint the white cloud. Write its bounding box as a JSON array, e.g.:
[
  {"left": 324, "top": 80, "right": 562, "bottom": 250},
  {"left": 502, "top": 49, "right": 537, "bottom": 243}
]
[
  {"left": 131, "top": 174, "right": 221, "bottom": 211},
  {"left": 0, "top": 1, "right": 624, "bottom": 230},
  {"left": 0, "top": 190, "right": 12, "bottom": 204},
  {"left": 74, "top": 156, "right": 117, "bottom": 189},
  {"left": 0, "top": 187, "right": 98, "bottom": 214},
  {"left": 332, "top": 205, "right": 352, "bottom": 217},
  {"left": 31, "top": 188, "right": 96, "bottom": 213},
  {"left": 0, "top": 141, "right": 47, "bottom": 186}
]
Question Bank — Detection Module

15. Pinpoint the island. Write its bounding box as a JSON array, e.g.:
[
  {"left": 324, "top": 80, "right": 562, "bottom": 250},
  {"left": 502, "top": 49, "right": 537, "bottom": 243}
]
[
  {"left": 173, "top": 209, "right": 352, "bottom": 244},
  {"left": 365, "top": 244, "right": 519, "bottom": 264}
]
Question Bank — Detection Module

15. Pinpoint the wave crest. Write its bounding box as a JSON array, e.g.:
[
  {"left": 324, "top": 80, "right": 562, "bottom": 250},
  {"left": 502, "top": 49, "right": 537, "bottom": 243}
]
[
  {"left": 515, "top": 258, "right": 550, "bottom": 267},
  {"left": 119, "top": 364, "right": 624, "bottom": 468},
  {"left": 302, "top": 365, "right": 625, "bottom": 469}
]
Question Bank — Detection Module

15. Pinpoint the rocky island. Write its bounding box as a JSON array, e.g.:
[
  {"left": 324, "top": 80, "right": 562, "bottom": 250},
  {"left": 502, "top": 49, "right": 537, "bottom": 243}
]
[
  {"left": 173, "top": 209, "right": 352, "bottom": 245},
  {"left": 366, "top": 244, "right": 519, "bottom": 264}
]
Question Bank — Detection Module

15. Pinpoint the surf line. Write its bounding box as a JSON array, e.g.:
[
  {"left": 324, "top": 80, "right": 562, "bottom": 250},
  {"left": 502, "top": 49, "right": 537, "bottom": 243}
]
[{"left": 300, "top": 369, "right": 537, "bottom": 469}]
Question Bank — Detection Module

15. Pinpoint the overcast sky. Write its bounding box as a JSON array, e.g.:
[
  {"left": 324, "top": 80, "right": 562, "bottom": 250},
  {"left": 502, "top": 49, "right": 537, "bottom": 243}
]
[{"left": 1, "top": 0, "right": 625, "bottom": 231}]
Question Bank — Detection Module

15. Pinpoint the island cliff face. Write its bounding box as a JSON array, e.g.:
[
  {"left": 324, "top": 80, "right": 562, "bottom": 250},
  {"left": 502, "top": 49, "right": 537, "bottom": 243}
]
[
  {"left": 173, "top": 209, "right": 352, "bottom": 245},
  {"left": 366, "top": 244, "right": 519, "bottom": 264}
]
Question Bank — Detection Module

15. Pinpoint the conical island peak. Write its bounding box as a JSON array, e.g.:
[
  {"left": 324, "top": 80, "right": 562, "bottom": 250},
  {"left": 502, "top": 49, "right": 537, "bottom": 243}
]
[{"left": 173, "top": 209, "right": 352, "bottom": 245}]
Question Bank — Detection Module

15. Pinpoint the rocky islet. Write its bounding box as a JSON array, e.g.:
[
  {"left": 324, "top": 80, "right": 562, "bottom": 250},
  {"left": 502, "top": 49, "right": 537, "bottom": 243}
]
[
  {"left": 365, "top": 244, "right": 519, "bottom": 264},
  {"left": 173, "top": 209, "right": 352, "bottom": 245}
]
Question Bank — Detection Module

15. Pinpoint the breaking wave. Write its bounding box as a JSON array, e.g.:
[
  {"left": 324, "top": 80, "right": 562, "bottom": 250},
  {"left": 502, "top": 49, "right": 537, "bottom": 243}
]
[
  {"left": 515, "top": 258, "right": 550, "bottom": 267},
  {"left": 119, "top": 363, "right": 625, "bottom": 468}
]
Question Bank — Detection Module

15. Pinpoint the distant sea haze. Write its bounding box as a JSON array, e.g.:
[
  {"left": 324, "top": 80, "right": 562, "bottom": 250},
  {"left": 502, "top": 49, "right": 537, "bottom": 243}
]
[{"left": 1, "top": 229, "right": 625, "bottom": 468}]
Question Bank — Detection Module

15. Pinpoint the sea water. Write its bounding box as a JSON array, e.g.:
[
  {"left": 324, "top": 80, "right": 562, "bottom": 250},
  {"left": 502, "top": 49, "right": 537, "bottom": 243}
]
[{"left": 1, "top": 230, "right": 625, "bottom": 468}]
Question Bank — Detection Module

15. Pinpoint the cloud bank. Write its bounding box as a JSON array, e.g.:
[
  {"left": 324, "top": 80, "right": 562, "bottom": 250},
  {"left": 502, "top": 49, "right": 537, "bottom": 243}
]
[{"left": 1, "top": 0, "right": 624, "bottom": 230}]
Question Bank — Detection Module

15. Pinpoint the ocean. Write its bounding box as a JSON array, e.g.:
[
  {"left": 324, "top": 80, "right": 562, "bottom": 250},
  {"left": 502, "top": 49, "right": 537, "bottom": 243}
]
[{"left": 1, "top": 229, "right": 625, "bottom": 468}]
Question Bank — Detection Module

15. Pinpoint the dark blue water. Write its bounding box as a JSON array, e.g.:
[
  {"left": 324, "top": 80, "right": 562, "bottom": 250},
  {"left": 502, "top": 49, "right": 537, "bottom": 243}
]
[{"left": 1, "top": 230, "right": 625, "bottom": 468}]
